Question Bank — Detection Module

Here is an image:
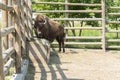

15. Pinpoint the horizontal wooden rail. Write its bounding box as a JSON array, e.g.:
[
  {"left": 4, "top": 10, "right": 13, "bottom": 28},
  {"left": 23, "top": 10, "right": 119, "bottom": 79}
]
[
  {"left": 1, "top": 26, "right": 15, "bottom": 37},
  {"left": 65, "top": 27, "right": 102, "bottom": 30},
  {"left": 107, "top": 39, "right": 120, "bottom": 42},
  {"left": 32, "top": 18, "right": 102, "bottom": 21},
  {"left": 0, "top": 3, "right": 13, "bottom": 11},
  {"left": 106, "top": 46, "right": 120, "bottom": 49},
  {"left": 52, "top": 42, "right": 102, "bottom": 45},
  {"left": 107, "top": 30, "right": 120, "bottom": 33},
  {"left": 51, "top": 18, "right": 102, "bottom": 21},
  {"left": 33, "top": 10, "right": 102, "bottom": 13},
  {"left": 66, "top": 36, "right": 102, "bottom": 39},
  {"left": 3, "top": 47, "right": 15, "bottom": 62},
  {"left": 32, "top": 2, "right": 102, "bottom": 7},
  {"left": 4, "top": 58, "right": 15, "bottom": 76},
  {"left": 108, "top": 7, "right": 120, "bottom": 9},
  {"left": 107, "top": 13, "right": 120, "bottom": 16},
  {"left": 107, "top": 21, "right": 120, "bottom": 24}
]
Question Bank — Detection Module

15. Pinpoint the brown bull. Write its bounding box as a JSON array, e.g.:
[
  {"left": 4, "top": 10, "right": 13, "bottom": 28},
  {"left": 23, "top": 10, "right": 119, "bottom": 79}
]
[{"left": 34, "top": 14, "right": 65, "bottom": 52}]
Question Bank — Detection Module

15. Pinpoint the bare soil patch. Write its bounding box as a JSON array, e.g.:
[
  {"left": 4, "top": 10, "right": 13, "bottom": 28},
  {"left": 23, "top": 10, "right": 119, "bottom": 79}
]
[{"left": 48, "top": 48, "right": 120, "bottom": 80}]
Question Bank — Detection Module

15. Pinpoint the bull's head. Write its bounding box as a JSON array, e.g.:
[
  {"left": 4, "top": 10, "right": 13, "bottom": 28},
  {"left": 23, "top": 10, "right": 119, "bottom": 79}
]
[{"left": 33, "top": 14, "right": 47, "bottom": 38}]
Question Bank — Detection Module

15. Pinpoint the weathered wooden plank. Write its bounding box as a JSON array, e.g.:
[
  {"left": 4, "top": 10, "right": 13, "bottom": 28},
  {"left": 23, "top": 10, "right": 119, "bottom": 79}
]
[
  {"left": 21, "top": 0, "right": 27, "bottom": 59},
  {"left": 107, "top": 13, "right": 120, "bottom": 16},
  {"left": 108, "top": 7, "right": 120, "bottom": 9},
  {"left": 2, "top": 0, "right": 9, "bottom": 51},
  {"left": 32, "top": 2, "right": 102, "bottom": 7},
  {"left": 107, "top": 21, "right": 120, "bottom": 24},
  {"left": 13, "top": 0, "right": 22, "bottom": 73},
  {"left": 28, "top": 0, "right": 33, "bottom": 39},
  {"left": 1, "top": 26, "right": 15, "bottom": 37},
  {"left": 106, "top": 46, "right": 120, "bottom": 49},
  {"left": 0, "top": 3, "right": 13, "bottom": 11},
  {"left": 107, "top": 39, "right": 120, "bottom": 42},
  {"left": 66, "top": 36, "right": 102, "bottom": 40},
  {"left": 3, "top": 47, "right": 15, "bottom": 62},
  {"left": 65, "top": 27, "right": 102, "bottom": 30},
  {"left": 107, "top": 30, "right": 120, "bottom": 33},
  {"left": 101, "top": 0, "right": 106, "bottom": 52},
  {"left": 65, "top": 0, "right": 69, "bottom": 37},
  {"left": 4, "top": 58, "right": 15, "bottom": 76},
  {"left": 33, "top": 10, "right": 102, "bottom": 13},
  {"left": 52, "top": 42, "right": 102, "bottom": 45},
  {"left": 51, "top": 18, "right": 102, "bottom": 21},
  {"left": 8, "top": 0, "right": 14, "bottom": 48},
  {"left": 32, "top": 18, "right": 102, "bottom": 21}
]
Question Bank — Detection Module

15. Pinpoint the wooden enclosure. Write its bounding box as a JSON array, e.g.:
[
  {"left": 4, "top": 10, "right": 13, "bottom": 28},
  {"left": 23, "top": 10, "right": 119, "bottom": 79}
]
[
  {"left": 0, "top": 0, "right": 120, "bottom": 80},
  {"left": 0, "top": 0, "right": 32, "bottom": 80},
  {"left": 32, "top": 0, "right": 120, "bottom": 51}
]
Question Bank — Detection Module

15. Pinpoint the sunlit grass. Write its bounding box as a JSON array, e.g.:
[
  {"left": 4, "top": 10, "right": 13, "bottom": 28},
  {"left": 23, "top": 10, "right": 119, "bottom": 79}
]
[
  {"left": 5, "top": 67, "right": 15, "bottom": 80},
  {"left": 65, "top": 21, "right": 120, "bottom": 49}
]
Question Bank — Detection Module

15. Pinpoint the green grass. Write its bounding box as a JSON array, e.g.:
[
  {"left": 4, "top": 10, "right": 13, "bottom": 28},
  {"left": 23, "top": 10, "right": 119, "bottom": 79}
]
[
  {"left": 64, "top": 21, "right": 120, "bottom": 49},
  {"left": 5, "top": 67, "right": 15, "bottom": 80}
]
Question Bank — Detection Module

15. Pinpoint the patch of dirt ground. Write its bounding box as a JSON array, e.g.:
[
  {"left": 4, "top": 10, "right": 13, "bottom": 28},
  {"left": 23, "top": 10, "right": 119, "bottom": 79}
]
[
  {"left": 26, "top": 48, "right": 120, "bottom": 80},
  {"left": 49, "top": 48, "right": 120, "bottom": 80}
]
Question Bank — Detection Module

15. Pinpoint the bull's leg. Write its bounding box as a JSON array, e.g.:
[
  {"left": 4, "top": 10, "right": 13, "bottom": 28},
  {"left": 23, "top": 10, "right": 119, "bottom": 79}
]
[
  {"left": 56, "top": 37, "right": 61, "bottom": 52},
  {"left": 59, "top": 42, "right": 61, "bottom": 52},
  {"left": 61, "top": 39, "right": 65, "bottom": 52}
]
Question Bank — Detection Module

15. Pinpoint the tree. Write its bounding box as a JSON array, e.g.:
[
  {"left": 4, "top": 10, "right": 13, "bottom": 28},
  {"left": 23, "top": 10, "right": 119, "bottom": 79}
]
[{"left": 32, "top": 0, "right": 120, "bottom": 36}]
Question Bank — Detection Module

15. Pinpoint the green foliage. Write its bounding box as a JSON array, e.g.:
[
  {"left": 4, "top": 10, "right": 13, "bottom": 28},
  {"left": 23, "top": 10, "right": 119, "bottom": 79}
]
[
  {"left": 32, "top": 0, "right": 120, "bottom": 28},
  {"left": 106, "top": 0, "right": 120, "bottom": 29}
]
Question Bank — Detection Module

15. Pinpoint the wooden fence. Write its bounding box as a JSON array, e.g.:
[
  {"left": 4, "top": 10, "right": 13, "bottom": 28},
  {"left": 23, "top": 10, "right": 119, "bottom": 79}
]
[
  {"left": 32, "top": 0, "right": 120, "bottom": 51},
  {"left": 0, "top": 0, "right": 32, "bottom": 80},
  {"left": 0, "top": 0, "right": 120, "bottom": 79}
]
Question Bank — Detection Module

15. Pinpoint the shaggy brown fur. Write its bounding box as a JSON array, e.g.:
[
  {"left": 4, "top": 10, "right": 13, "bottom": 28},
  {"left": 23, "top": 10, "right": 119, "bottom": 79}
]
[{"left": 34, "top": 14, "right": 65, "bottom": 52}]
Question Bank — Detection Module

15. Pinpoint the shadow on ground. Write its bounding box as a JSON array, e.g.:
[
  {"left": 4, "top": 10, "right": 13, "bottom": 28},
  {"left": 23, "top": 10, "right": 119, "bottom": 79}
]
[{"left": 25, "top": 39, "right": 83, "bottom": 80}]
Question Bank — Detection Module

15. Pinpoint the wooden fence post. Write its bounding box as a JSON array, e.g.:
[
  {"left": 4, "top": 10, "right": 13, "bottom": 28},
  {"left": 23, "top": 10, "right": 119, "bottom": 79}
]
[
  {"left": 20, "top": 0, "right": 27, "bottom": 59},
  {"left": 23, "top": 0, "right": 30, "bottom": 41},
  {"left": 12, "top": 0, "right": 21, "bottom": 73},
  {"left": 65, "top": 0, "right": 69, "bottom": 37},
  {"left": 0, "top": 31, "right": 4, "bottom": 80},
  {"left": 8, "top": 0, "right": 14, "bottom": 48},
  {"left": 2, "top": 0, "right": 8, "bottom": 51},
  {"left": 101, "top": 0, "right": 106, "bottom": 52},
  {"left": 28, "top": 0, "right": 33, "bottom": 39}
]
